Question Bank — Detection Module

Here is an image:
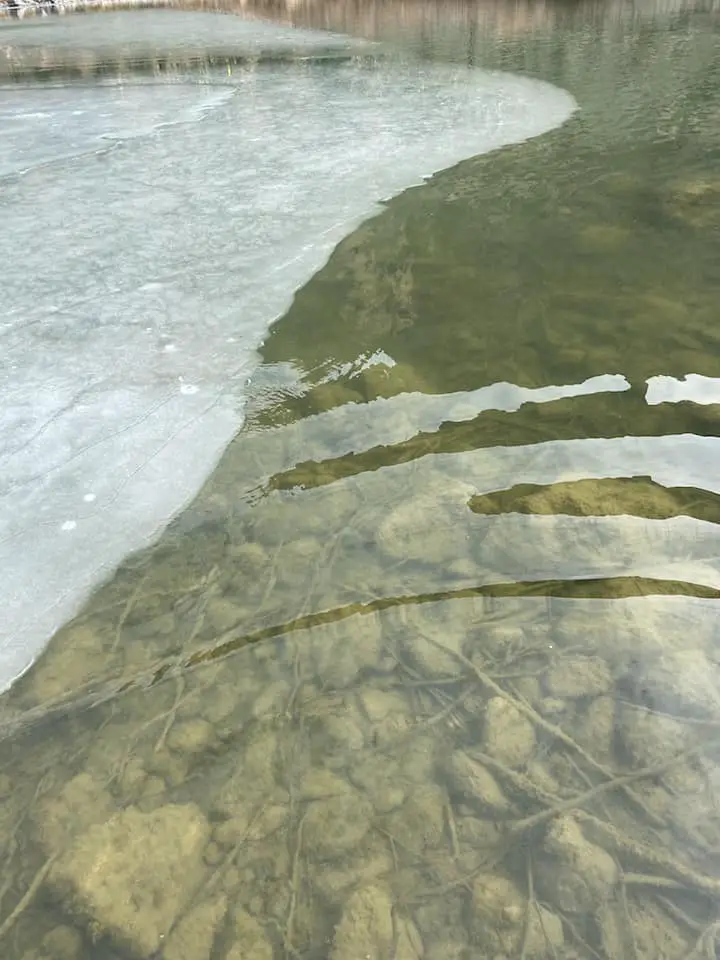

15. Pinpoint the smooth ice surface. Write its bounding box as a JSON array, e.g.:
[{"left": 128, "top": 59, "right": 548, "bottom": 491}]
[
  {"left": 0, "top": 84, "right": 236, "bottom": 176},
  {"left": 646, "top": 374, "right": 720, "bottom": 406},
  {"left": 0, "top": 12, "right": 576, "bottom": 689}
]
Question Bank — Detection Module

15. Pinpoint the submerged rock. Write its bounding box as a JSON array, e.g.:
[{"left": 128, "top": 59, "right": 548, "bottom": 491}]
[
  {"left": 545, "top": 654, "right": 613, "bottom": 699},
  {"left": 576, "top": 694, "right": 616, "bottom": 763},
  {"left": 215, "top": 722, "right": 278, "bottom": 815},
  {"left": 330, "top": 884, "right": 394, "bottom": 960},
  {"left": 40, "top": 925, "right": 83, "bottom": 960},
  {"left": 393, "top": 602, "right": 468, "bottom": 679},
  {"left": 471, "top": 871, "right": 563, "bottom": 957},
  {"left": 414, "top": 891, "right": 467, "bottom": 957},
  {"left": 310, "top": 613, "right": 384, "bottom": 689},
  {"left": 616, "top": 701, "right": 690, "bottom": 768},
  {"left": 447, "top": 750, "right": 511, "bottom": 814},
  {"left": 206, "top": 597, "right": 248, "bottom": 634},
  {"left": 307, "top": 701, "right": 367, "bottom": 762},
  {"left": 394, "top": 917, "right": 424, "bottom": 960},
  {"left": 164, "top": 895, "right": 227, "bottom": 960},
  {"left": 46, "top": 803, "right": 210, "bottom": 958},
  {"left": 304, "top": 790, "right": 373, "bottom": 860},
  {"left": 315, "top": 834, "right": 393, "bottom": 904},
  {"left": 628, "top": 649, "right": 720, "bottom": 719},
  {"left": 29, "top": 624, "right": 108, "bottom": 703},
  {"left": 538, "top": 814, "right": 618, "bottom": 914},
  {"left": 226, "top": 909, "right": 273, "bottom": 960},
  {"left": 384, "top": 783, "right": 447, "bottom": 855},
  {"left": 299, "top": 768, "right": 352, "bottom": 801},
  {"left": 357, "top": 687, "right": 413, "bottom": 745},
  {"left": 349, "top": 755, "right": 406, "bottom": 813},
  {"left": 34, "top": 773, "right": 114, "bottom": 851},
  {"left": 483, "top": 695, "right": 536, "bottom": 767}
]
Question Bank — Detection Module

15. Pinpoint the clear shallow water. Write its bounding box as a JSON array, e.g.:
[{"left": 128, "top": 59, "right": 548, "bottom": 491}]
[{"left": 1, "top": 3, "right": 720, "bottom": 960}]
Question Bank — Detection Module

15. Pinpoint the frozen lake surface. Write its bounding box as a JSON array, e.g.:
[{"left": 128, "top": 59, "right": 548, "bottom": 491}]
[{"left": 0, "top": 11, "right": 576, "bottom": 688}]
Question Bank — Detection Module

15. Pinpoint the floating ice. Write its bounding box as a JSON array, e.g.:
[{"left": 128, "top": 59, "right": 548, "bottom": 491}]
[
  {"left": 646, "top": 373, "right": 720, "bottom": 406},
  {"left": 0, "top": 11, "right": 577, "bottom": 688},
  {"left": 0, "top": 84, "right": 237, "bottom": 177}
]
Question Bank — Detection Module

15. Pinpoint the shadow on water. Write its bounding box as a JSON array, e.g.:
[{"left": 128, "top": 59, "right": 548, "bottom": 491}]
[{"left": 2, "top": 2, "right": 720, "bottom": 959}]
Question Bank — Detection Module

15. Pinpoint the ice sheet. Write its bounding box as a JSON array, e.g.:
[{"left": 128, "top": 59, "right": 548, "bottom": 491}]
[
  {"left": 0, "top": 84, "right": 236, "bottom": 175},
  {"left": 646, "top": 374, "right": 720, "bottom": 406},
  {"left": 0, "top": 12, "right": 577, "bottom": 688}
]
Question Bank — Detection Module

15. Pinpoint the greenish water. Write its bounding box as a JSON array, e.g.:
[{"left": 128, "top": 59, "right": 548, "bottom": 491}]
[{"left": 2, "top": 3, "right": 720, "bottom": 959}]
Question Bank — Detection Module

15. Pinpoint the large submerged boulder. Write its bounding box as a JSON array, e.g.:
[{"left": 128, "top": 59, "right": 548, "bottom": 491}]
[{"left": 46, "top": 803, "right": 210, "bottom": 958}]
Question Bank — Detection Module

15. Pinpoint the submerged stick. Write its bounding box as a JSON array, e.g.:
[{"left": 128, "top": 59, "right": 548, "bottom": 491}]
[
  {"left": 506, "top": 744, "right": 704, "bottom": 838},
  {"left": 422, "top": 632, "right": 666, "bottom": 827},
  {"left": 0, "top": 855, "right": 56, "bottom": 942}
]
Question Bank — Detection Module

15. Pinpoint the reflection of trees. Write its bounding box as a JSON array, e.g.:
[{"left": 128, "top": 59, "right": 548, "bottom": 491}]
[
  {"left": 178, "top": 0, "right": 720, "bottom": 37},
  {"left": 0, "top": 32, "right": 263, "bottom": 80}
]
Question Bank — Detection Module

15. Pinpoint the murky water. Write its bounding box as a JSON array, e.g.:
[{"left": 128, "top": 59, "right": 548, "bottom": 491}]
[{"left": 2, "top": 2, "right": 720, "bottom": 959}]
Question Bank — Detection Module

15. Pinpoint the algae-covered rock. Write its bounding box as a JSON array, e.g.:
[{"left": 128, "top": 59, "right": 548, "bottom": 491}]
[
  {"left": 304, "top": 790, "right": 373, "bottom": 860},
  {"left": 330, "top": 884, "right": 394, "bottom": 960},
  {"left": 456, "top": 815, "right": 503, "bottom": 850},
  {"left": 250, "top": 679, "right": 292, "bottom": 720},
  {"left": 117, "top": 756, "right": 148, "bottom": 798},
  {"left": 666, "top": 177, "right": 720, "bottom": 228},
  {"left": 310, "top": 613, "right": 384, "bottom": 689},
  {"left": 398, "top": 735, "right": 438, "bottom": 784},
  {"left": 206, "top": 598, "right": 249, "bottom": 634},
  {"left": 40, "top": 925, "right": 83, "bottom": 960},
  {"left": 307, "top": 696, "right": 366, "bottom": 759},
  {"left": 215, "top": 722, "right": 278, "bottom": 815},
  {"left": 576, "top": 695, "right": 615, "bottom": 763},
  {"left": 357, "top": 687, "right": 413, "bottom": 745},
  {"left": 29, "top": 624, "right": 108, "bottom": 702},
  {"left": 384, "top": 783, "right": 447, "bottom": 855},
  {"left": 624, "top": 896, "right": 691, "bottom": 959},
  {"left": 538, "top": 814, "right": 617, "bottom": 914},
  {"left": 349, "top": 755, "right": 406, "bottom": 813},
  {"left": 469, "top": 622, "right": 526, "bottom": 663},
  {"left": 0, "top": 772, "right": 11, "bottom": 798},
  {"left": 394, "top": 916, "right": 424, "bottom": 960},
  {"left": 393, "top": 603, "right": 467, "bottom": 679},
  {"left": 46, "top": 803, "right": 210, "bottom": 958},
  {"left": 447, "top": 751, "right": 511, "bottom": 814},
  {"left": 545, "top": 654, "right": 613, "bottom": 699},
  {"left": 247, "top": 802, "right": 289, "bottom": 841},
  {"left": 146, "top": 745, "right": 189, "bottom": 788},
  {"left": 166, "top": 718, "right": 216, "bottom": 757},
  {"left": 471, "top": 871, "right": 563, "bottom": 957},
  {"left": 164, "top": 895, "right": 227, "bottom": 960},
  {"left": 315, "top": 834, "right": 393, "bottom": 904},
  {"left": 617, "top": 702, "right": 690, "bottom": 768},
  {"left": 34, "top": 773, "right": 114, "bottom": 851},
  {"left": 483, "top": 695, "right": 535, "bottom": 767},
  {"left": 226, "top": 909, "right": 273, "bottom": 960},
  {"left": 414, "top": 891, "right": 466, "bottom": 951},
  {"left": 299, "top": 768, "right": 352, "bottom": 801},
  {"left": 423, "top": 942, "right": 466, "bottom": 960}
]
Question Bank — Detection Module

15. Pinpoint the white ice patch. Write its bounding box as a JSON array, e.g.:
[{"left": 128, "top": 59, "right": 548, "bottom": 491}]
[
  {"left": 646, "top": 374, "right": 720, "bottom": 406},
  {"left": 0, "top": 12, "right": 577, "bottom": 689},
  {"left": 0, "top": 85, "right": 237, "bottom": 177}
]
